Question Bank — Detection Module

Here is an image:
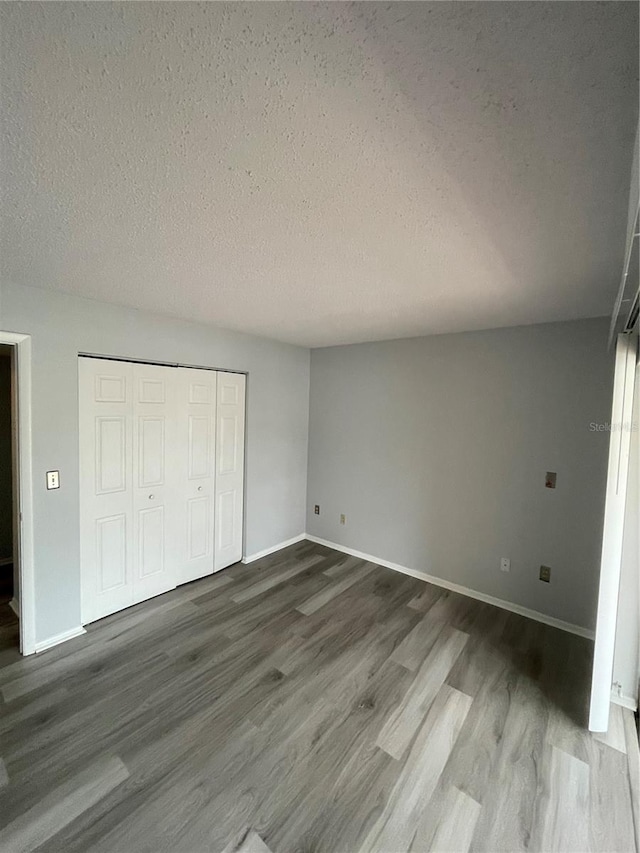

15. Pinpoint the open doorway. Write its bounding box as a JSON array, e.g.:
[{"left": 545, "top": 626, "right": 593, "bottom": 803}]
[
  {"left": 0, "top": 331, "right": 35, "bottom": 658},
  {"left": 0, "top": 343, "right": 19, "bottom": 665}
]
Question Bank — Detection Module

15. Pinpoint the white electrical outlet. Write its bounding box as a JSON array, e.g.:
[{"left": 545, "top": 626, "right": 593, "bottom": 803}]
[{"left": 500, "top": 557, "right": 510, "bottom": 572}]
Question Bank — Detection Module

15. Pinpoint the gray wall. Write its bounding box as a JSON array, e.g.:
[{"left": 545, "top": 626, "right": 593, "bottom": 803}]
[
  {"left": 307, "top": 318, "right": 613, "bottom": 630},
  {"left": 0, "top": 353, "right": 13, "bottom": 564},
  {"left": 0, "top": 281, "right": 310, "bottom": 644}
]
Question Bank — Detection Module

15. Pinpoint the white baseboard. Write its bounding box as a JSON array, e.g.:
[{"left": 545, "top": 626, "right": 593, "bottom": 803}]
[
  {"left": 242, "top": 533, "right": 307, "bottom": 565},
  {"left": 305, "top": 534, "right": 595, "bottom": 640},
  {"left": 8, "top": 597, "right": 19, "bottom": 617},
  {"left": 611, "top": 690, "right": 638, "bottom": 712},
  {"left": 35, "top": 626, "right": 86, "bottom": 654}
]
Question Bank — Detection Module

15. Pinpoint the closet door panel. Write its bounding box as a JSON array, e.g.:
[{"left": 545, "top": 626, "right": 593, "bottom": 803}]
[
  {"left": 176, "top": 369, "right": 216, "bottom": 584},
  {"left": 215, "top": 372, "right": 245, "bottom": 571},
  {"left": 132, "top": 363, "right": 178, "bottom": 603},
  {"left": 217, "top": 489, "right": 236, "bottom": 549},
  {"left": 187, "top": 496, "right": 210, "bottom": 560},
  {"left": 96, "top": 514, "right": 127, "bottom": 591},
  {"left": 137, "top": 417, "right": 165, "bottom": 486},
  {"left": 79, "top": 358, "right": 135, "bottom": 624},
  {"left": 138, "top": 506, "right": 165, "bottom": 577},
  {"left": 96, "top": 417, "right": 127, "bottom": 493},
  {"left": 188, "top": 415, "right": 211, "bottom": 479}
]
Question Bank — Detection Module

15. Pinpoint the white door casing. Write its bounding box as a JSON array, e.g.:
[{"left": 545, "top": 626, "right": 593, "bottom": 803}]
[
  {"left": 589, "top": 333, "right": 638, "bottom": 731},
  {"left": 0, "top": 332, "right": 36, "bottom": 655},
  {"left": 215, "top": 372, "right": 246, "bottom": 571}
]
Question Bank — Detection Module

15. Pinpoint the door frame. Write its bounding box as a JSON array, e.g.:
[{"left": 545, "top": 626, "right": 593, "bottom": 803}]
[
  {"left": 0, "top": 331, "right": 36, "bottom": 655},
  {"left": 589, "top": 332, "right": 638, "bottom": 730}
]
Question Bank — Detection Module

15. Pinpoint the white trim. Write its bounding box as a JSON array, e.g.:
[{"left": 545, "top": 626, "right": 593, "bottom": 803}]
[
  {"left": 35, "top": 626, "right": 86, "bottom": 654},
  {"left": 590, "top": 334, "right": 638, "bottom": 731},
  {"left": 8, "top": 597, "right": 19, "bottom": 617},
  {"left": 611, "top": 690, "right": 638, "bottom": 712},
  {"left": 305, "top": 535, "right": 595, "bottom": 640},
  {"left": 242, "top": 533, "right": 306, "bottom": 564},
  {"left": 0, "top": 331, "right": 36, "bottom": 656}
]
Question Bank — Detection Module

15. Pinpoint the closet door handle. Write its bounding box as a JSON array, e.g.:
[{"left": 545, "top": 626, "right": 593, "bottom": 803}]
[
  {"left": 197, "top": 486, "right": 203, "bottom": 492},
  {"left": 148, "top": 494, "right": 155, "bottom": 500}
]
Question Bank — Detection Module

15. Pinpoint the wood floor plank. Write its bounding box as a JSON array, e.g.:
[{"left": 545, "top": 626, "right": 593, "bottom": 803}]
[
  {"left": 425, "top": 592, "right": 486, "bottom": 637},
  {"left": 530, "top": 745, "right": 590, "bottom": 853},
  {"left": 407, "top": 582, "right": 446, "bottom": 613},
  {"left": 269, "top": 586, "right": 415, "bottom": 684},
  {"left": 260, "top": 658, "right": 416, "bottom": 853},
  {"left": 376, "top": 624, "right": 469, "bottom": 760},
  {"left": 221, "top": 828, "right": 274, "bottom": 853},
  {"left": 362, "top": 684, "right": 472, "bottom": 853},
  {"left": 278, "top": 660, "right": 415, "bottom": 853},
  {"left": 369, "top": 570, "right": 426, "bottom": 622},
  {"left": 588, "top": 738, "right": 637, "bottom": 853},
  {"left": 0, "top": 755, "right": 128, "bottom": 853},
  {"left": 593, "top": 702, "right": 627, "bottom": 753},
  {"left": 0, "top": 601, "right": 199, "bottom": 702},
  {"left": 438, "top": 642, "right": 512, "bottom": 805},
  {"left": 543, "top": 630, "right": 594, "bottom": 766},
  {"left": 470, "top": 674, "right": 550, "bottom": 853},
  {"left": 390, "top": 614, "right": 446, "bottom": 671},
  {"left": 418, "top": 786, "right": 481, "bottom": 853},
  {"left": 622, "top": 708, "right": 640, "bottom": 853},
  {"left": 230, "top": 553, "right": 326, "bottom": 603},
  {"left": 0, "top": 688, "right": 69, "bottom": 737},
  {"left": 296, "top": 561, "right": 376, "bottom": 616},
  {"left": 322, "top": 554, "right": 366, "bottom": 578}
]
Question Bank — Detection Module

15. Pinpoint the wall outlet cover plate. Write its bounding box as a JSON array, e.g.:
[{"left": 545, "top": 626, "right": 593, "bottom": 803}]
[{"left": 46, "top": 470, "right": 60, "bottom": 490}]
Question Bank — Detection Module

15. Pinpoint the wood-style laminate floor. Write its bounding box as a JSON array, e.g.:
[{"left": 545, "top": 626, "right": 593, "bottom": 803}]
[{"left": 0, "top": 542, "right": 637, "bottom": 853}]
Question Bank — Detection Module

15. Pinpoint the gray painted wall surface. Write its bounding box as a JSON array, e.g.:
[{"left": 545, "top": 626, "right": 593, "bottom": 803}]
[
  {"left": 0, "top": 354, "right": 12, "bottom": 564},
  {"left": 0, "top": 281, "right": 310, "bottom": 644},
  {"left": 307, "top": 318, "right": 614, "bottom": 630}
]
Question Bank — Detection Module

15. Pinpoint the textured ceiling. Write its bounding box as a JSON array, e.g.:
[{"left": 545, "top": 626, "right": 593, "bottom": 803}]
[{"left": 1, "top": 2, "right": 638, "bottom": 347}]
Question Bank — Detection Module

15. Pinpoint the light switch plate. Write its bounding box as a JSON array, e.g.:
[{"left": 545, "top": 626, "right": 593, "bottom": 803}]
[
  {"left": 46, "top": 470, "right": 60, "bottom": 490},
  {"left": 545, "top": 472, "right": 557, "bottom": 489}
]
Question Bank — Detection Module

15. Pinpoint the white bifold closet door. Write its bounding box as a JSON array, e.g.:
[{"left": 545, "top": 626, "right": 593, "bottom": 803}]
[
  {"left": 132, "top": 362, "right": 180, "bottom": 605},
  {"left": 215, "top": 372, "right": 246, "bottom": 571},
  {"left": 79, "top": 357, "right": 245, "bottom": 625},
  {"left": 79, "top": 359, "right": 135, "bottom": 623},
  {"left": 177, "top": 368, "right": 217, "bottom": 585}
]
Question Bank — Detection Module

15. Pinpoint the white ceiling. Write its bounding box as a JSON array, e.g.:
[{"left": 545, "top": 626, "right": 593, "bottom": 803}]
[{"left": 1, "top": 3, "right": 638, "bottom": 348}]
